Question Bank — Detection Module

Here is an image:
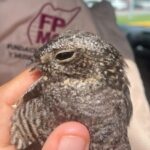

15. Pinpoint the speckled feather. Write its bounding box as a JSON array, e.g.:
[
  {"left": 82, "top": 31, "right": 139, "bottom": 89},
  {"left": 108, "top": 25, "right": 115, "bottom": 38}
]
[{"left": 11, "top": 31, "right": 132, "bottom": 150}]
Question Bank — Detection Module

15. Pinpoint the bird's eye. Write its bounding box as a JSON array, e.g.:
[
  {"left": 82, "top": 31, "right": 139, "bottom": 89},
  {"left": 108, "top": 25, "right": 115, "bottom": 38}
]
[{"left": 55, "top": 50, "right": 75, "bottom": 63}]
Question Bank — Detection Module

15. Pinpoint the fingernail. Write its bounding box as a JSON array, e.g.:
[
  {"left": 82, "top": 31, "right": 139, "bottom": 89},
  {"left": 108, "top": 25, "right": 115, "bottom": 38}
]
[{"left": 58, "top": 136, "right": 88, "bottom": 150}]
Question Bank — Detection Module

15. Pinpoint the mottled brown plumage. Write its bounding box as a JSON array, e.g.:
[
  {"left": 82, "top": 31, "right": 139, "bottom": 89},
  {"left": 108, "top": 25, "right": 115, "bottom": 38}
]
[{"left": 11, "top": 31, "right": 132, "bottom": 150}]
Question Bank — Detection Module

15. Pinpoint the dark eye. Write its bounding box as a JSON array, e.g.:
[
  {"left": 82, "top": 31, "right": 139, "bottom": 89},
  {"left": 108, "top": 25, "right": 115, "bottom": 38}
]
[{"left": 55, "top": 51, "right": 75, "bottom": 62}]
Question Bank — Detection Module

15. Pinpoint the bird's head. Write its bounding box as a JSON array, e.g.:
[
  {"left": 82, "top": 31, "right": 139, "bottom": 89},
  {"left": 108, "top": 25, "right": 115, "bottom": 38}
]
[{"left": 32, "top": 31, "right": 126, "bottom": 89}]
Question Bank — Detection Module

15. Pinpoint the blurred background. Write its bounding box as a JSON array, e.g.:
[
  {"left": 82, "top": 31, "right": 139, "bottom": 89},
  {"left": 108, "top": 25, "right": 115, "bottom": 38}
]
[
  {"left": 85, "top": 0, "right": 150, "bottom": 26},
  {"left": 85, "top": 0, "right": 150, "bottom": 102}
]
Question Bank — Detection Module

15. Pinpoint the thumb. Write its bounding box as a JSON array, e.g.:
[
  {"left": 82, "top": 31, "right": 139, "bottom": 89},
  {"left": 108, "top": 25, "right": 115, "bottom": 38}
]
[{"left": 42, "top": 121, "right": 90, "bottom": 150}]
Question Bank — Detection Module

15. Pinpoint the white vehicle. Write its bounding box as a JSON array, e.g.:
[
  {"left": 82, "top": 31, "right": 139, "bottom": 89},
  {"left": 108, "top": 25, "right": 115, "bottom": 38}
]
[{"left": 111, "top": 0, "right": 128, "bottom": 10}]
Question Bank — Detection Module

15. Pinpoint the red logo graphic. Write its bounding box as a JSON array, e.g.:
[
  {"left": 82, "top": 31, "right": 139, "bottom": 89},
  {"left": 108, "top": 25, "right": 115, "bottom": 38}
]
[{"left": 27, "top": 3, "right": 81, "bottom": 45}]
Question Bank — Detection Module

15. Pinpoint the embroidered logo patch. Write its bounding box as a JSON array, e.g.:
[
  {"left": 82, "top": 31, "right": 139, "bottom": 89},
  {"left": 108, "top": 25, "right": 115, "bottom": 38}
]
[{"left": 27, "top": 3, "right": 81, "bottom": 45}]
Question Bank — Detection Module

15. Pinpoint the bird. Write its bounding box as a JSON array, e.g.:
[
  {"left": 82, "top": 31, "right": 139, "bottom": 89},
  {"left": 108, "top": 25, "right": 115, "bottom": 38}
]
[{"left": 10, "top": 30, "right": 132, "bottom": 150}]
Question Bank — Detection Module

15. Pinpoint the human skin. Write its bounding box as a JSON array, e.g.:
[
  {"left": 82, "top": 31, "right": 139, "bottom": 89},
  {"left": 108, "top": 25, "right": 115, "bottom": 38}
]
[{"left": 0, "top": 69, "right": 90, "bottom": 150}]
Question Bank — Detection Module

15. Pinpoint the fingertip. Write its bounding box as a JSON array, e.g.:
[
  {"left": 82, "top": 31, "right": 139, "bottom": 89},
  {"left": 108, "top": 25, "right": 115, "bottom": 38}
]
[
  {"left": 26, "top": 68, "right": 42, "bottom": 81},
  {"left": 13, "top": 68, "right": 42, "bottom": 84},
  {"left": 42, "top": 121, "right": 90, "bottom": 150}
]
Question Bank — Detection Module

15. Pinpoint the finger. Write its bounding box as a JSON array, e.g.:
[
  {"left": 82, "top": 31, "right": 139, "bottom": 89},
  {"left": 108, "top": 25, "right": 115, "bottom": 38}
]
[
  {"left": 0, "top": 146, "right": 15, "bottom": 150},
  {"left": 0, "top": 69, "right": 42, "bottom": 105},
  {"left": 0, "top": 102, "right": 14, "bottom": 148},
  {"left": 42, "top": 121, "right": 90, "bottom": 150}
]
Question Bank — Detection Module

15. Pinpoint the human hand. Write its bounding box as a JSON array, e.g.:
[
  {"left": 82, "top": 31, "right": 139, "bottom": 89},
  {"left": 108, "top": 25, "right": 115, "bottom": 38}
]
[{"left": 0, "top": 69, "right": 90, "bottom": 150}]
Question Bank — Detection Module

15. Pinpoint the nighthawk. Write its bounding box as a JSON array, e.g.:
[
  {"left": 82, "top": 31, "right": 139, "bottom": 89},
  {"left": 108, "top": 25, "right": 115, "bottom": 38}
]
[{"left": 11, "top": 31, "right": 132, "bottom": 150}]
